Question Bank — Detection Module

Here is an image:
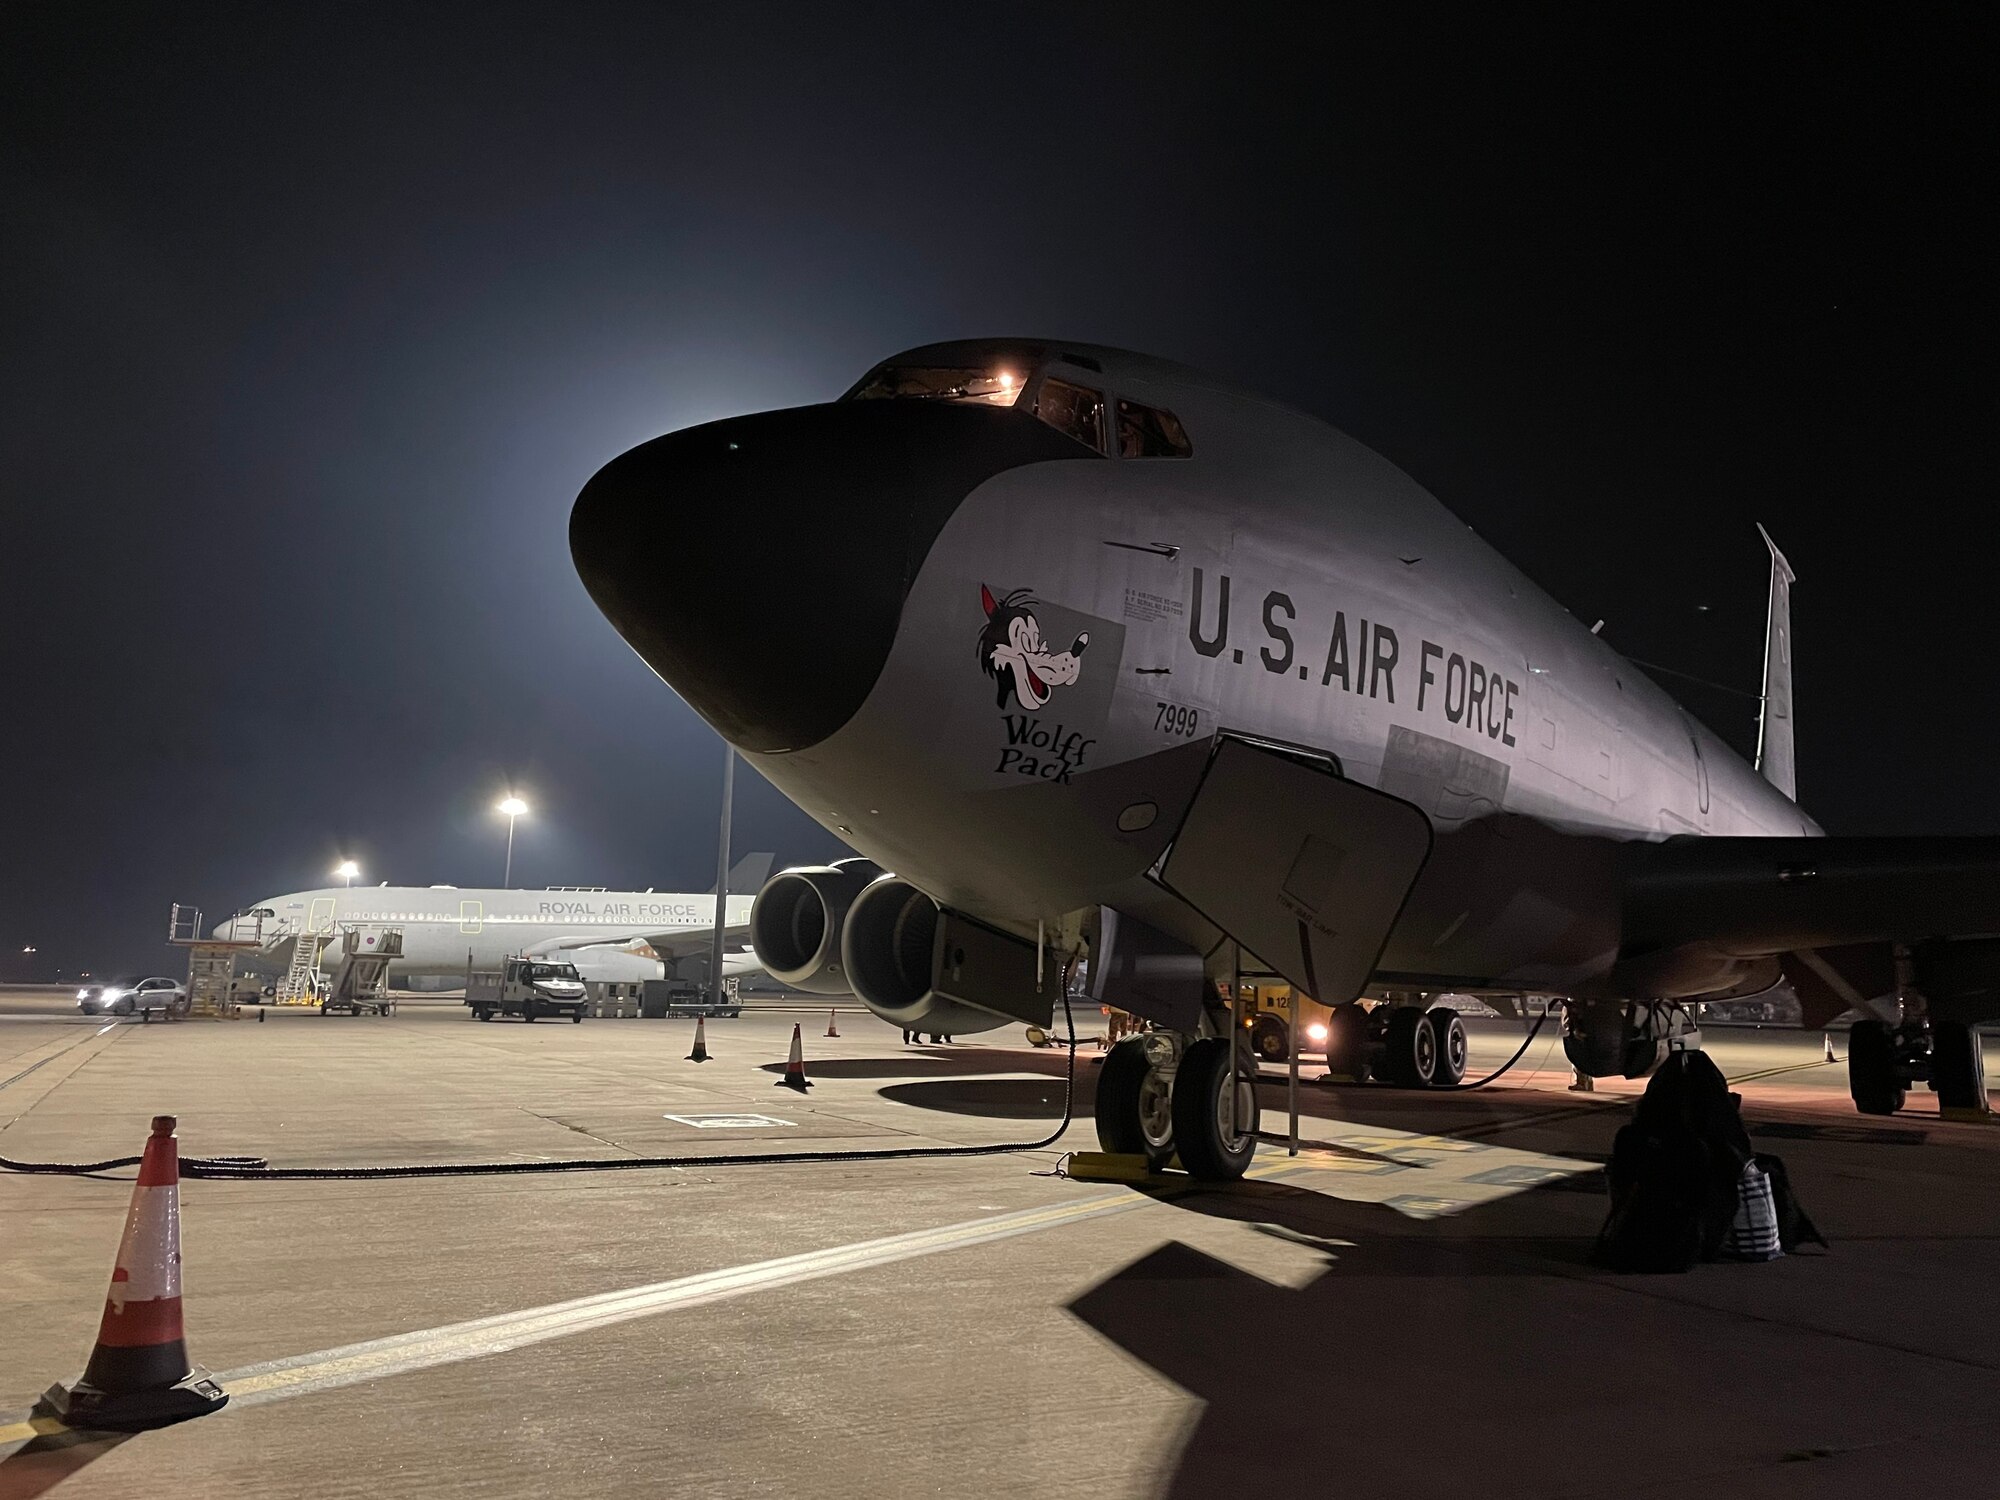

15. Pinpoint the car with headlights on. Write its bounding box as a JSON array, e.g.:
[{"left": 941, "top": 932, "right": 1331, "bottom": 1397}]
[{"left": 77, "top": 975, "right": 186, "bottom": 1016}]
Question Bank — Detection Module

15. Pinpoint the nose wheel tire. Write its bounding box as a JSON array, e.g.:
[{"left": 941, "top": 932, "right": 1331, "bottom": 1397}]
[
  {"left": 1933, "top": 1019, "right": 1989, "bottom": 1113},
  {"left": 1425, "top": 1008, "right": 1467, "bottom": 1086},
  {"left": 1171, "top": 1037, "right": 1259, "bottom": 1180},
  {"left": 1095, "top": 1038, "right": 1176, "bottom": 1169},
  {"left": 1848, "top": 1017, "right": 1904, "bottom": 1115}
]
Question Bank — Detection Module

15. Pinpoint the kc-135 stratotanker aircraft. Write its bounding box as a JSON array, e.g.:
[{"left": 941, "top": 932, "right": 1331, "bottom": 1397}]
[{"left": 572, "top": 339, "right": 2000, "bottom": 1178}]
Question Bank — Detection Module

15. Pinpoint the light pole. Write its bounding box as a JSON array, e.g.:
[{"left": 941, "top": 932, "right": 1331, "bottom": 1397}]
[
  {"left": 497, "top": 796, "right": 529, "bottom": 887},
  {"left": 707, "top": 746, "right": 735, "bottom": 1008},
  {"left": 334, "top": 860, "right": 359, "bottom": 887}
]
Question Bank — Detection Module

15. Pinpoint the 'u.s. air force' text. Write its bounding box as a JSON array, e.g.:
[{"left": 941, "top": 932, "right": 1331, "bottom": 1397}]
[{"left": 1186, "top": 568, "right": 1522, "bottom": 745}]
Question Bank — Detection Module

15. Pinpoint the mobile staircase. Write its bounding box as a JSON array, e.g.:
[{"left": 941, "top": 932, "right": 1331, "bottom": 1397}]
[{"left": 319, "top": 928, "right": 403, "bottom": 1016}]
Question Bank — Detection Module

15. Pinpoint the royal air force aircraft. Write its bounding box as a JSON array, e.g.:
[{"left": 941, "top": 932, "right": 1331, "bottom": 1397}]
[
  {"left": 570, "top": 339, "right": 2000, "bottom": 1179},
  {"left": 214, "top": 853, "right": 773, "bottom": 985}
]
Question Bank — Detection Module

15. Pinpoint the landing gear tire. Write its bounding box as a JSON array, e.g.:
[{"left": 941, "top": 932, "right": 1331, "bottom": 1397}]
[
  {"left": 1382, "top": 1006, "right": 1439, "bottom": 1088},
  {"left": 1172, "top": 1037, "right": 1259, "bottom": 1180},
  {"left": 1426, "top": 1008, "right": 1467, "bottom": 1086},
  {"left": 1095, "top": 1038, "right": 1176, "bottom": 1169},
  {"left": 1932, "top": 1020, "right": 1988, "bottom": 1114},
  {"left": 1323, "top": 1004, "right": 1368, "bottom": 1081},
  {"left": 1249, "top": 1016, "right": 1289, "bottom": 1064},
  {"left": 1849, "top": 1018, "right": 1904, "bottom": 1116}
]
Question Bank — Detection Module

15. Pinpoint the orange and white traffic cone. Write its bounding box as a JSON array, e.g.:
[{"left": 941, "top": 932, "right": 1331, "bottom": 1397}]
[
  {"left": 686, "top": 1015, "right": 710, "bottom": 1063},
  {"left": 1823, "top": 1032, "right": 1837, "bottom": 1063},
  {"left": 825, "top": 1008, "right": 840, "bottom": 1038},
  {"left": 775, "top": 1022, "right": 812, "bottom": 1091},
  {"left": 40, "top": 1116, "right": 228, "bottom": 1430}
]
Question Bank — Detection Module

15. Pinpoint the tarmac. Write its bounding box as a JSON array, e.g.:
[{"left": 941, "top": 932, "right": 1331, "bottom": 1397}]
[{"left": 4, "top": 987, "right": 1999, "bottom": 1498}]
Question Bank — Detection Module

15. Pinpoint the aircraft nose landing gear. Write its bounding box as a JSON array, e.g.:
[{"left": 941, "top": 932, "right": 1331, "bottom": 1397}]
[
  {"left": 1093, "top": 1032, "right": 1259, "bottom": 1180},
  {"left": 1094, "top": 1035, "right": 1179, "bottom": 1171}
]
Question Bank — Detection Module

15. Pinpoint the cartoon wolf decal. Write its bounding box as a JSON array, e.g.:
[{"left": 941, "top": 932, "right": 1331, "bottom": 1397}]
[{"left": 978, "top": 585, "right": 1090, "bottom": 712}]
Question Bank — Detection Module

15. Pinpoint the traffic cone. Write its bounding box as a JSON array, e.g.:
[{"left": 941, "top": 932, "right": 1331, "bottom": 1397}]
[
  {"left": 825, "top": 1008, "right": 840, "bottom": 1038},
  {"left": 686, "top": 1015, "right": 710, "bottom": 1063},
  {"left": 775, "top": 1023, "right": 812, "bottom": 1091},
  {"left": 39, "top": 1117, "right": 228, "bottom": 1430},
  {"left": 1823, "top": 1032, "right": 1837, "bottom": 1063}
]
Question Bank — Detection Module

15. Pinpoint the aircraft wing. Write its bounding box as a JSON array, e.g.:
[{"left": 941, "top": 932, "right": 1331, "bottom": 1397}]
[
  {"left": 1621, "top": 835, "right": 2000, "bottom": 953},
  {"left": 1615, "top": 834, "right": 2000, "bottom": 1026}
]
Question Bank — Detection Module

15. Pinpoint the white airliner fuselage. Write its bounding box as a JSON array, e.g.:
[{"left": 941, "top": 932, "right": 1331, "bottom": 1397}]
[{"left": 216, "top": 887, "right": 759, "bottom": 983}]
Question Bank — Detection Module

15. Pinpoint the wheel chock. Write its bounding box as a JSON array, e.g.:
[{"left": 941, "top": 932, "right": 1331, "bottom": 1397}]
[
  {"left": 1939, "top": 1104, "right": 1995, "bottom": 1125},
  {"left": 1065, "top": 1152, "right": 1157, "bottom": 1183}
]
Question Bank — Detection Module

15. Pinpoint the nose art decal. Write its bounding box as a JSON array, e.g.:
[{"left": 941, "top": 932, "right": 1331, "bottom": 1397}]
[{"left": 978, "top": 584, "right": 1090, "bottom": 713}]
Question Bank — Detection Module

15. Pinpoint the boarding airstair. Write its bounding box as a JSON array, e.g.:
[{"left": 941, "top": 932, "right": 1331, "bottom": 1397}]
[
  {"left": 275, "top": 927, "right": 329, "bottom": 1006},
  {"left": 319, "top": 928, "right": 403, "bottom": 1015}
]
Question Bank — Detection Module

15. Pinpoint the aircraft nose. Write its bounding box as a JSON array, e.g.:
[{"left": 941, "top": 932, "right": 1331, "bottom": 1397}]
[{"left": 571, "top": 400, "right": 1087, "bottom": 754}]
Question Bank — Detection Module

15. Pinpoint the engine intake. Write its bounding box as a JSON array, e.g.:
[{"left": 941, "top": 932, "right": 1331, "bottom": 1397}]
[
  {"left": 748, "top": 859, "right": 880, "bottom": 994},
  {"left": 840, "top": 876, "right": 1052, "bottom": 1034}
]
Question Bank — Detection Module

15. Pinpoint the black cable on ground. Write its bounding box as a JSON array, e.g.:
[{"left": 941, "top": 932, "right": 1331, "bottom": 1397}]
[
  {"left": 0, "top": 987, "right": 1081, "bottom": 1181},
  {"left": 1439, "top": 1009, "right": 1551, "bottom": 1090}
]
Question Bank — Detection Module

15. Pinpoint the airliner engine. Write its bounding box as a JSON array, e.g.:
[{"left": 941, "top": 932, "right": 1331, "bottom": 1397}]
[{"left": 747, "top": 859, "right": 881, "bottom": 994}]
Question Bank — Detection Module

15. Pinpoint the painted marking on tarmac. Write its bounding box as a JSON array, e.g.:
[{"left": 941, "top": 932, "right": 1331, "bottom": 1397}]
[
  {"left": 0, "top": 1190, "right": 1154, "bottom": 1442},
  {"left": 0, "top": 1023, "right": 120, "bottom": 1094},
  {"left": 1, "top": 1138, "right": 1588, "bottom": 1443},
  {"left": 184, "top": 1189, "right": 1172, "bottom": 1414},
  {"left": 1259, "top": 1119, "right": 1597, "bottom": 1216}
]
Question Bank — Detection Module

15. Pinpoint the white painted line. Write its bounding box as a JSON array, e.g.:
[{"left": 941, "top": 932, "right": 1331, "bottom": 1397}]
[
  {"left": 212, "top": 1188, "right": 1159, "bottom": 1406},
  {"left": 663, "top": 1113, "right": 796, "bottom": 1129}
]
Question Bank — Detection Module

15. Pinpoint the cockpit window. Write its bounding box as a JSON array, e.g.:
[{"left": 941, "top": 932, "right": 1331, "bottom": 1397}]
[
  {"left": 249, "top": 907, "right": 275, "bottom": 917},
  {"left": 848, "top": 366, "right": 1024, "bottom": 406},
  {"left": 1035, "top": 378, "right": 1106, "bottom": 453},
  {"left": 1116, "top": 398, "right": 1193, "bottom": 459}
]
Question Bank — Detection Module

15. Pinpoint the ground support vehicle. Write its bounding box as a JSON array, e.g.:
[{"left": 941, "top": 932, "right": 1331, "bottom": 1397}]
[{"left": 467, "top": 959, "right": 588, "bottom": 1022}]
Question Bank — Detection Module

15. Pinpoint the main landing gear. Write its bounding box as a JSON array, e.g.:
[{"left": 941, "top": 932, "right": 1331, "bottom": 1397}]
[
  {"left": 1095, "top": 1033, "right": 1259, "bottom": 1180},
  {"left": 1849, "top": 1015, "right": 1990, "bottom": 1118},
  {"left": 1320, "top": 1003, "right": 1467, "bottom": 1088}
]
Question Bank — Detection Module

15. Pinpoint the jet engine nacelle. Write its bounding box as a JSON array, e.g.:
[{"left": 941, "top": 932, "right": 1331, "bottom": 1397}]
[
  {"left": 1562, "top": 999, "right": 1703, "bottom": 1079},
  {"left": 840, "top": 875, "right": 1052, "bottom": 1035},
  {"left": 748, "top": 859, "right": 882, "bottom": 994}
]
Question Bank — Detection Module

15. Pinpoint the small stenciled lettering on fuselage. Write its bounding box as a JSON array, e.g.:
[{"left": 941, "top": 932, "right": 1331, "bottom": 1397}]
[{"left": 1185, "top": 567, "right": 1521, "bottom": 747}]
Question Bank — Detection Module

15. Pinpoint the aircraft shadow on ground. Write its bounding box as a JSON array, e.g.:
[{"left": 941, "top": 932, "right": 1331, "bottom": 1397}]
[
  {"left": 752, "top": 1056, "right": 990, "bottom": 1079},
  {"left": 1062, "top": 1169, "right": 1744, "bottom": 1499},
  {"left": 876, "top": 1078, "right": 1072, "bottom": 1118},
  {"left": 0, "top": 1426, "right": 133, "bottom": 1500}
]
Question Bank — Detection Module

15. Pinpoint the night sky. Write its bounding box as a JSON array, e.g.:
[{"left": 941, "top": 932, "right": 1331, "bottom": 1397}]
[{"left": 3, "top": 6, "right": 1993, "bottom": 975}]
